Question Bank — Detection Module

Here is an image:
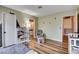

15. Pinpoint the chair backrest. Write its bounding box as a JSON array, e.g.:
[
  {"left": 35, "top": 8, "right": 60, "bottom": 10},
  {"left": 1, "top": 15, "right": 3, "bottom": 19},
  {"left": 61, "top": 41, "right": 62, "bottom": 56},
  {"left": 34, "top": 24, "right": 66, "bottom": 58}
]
[{"left": 37, "top": 30, "right": 43, "bottom": 35}]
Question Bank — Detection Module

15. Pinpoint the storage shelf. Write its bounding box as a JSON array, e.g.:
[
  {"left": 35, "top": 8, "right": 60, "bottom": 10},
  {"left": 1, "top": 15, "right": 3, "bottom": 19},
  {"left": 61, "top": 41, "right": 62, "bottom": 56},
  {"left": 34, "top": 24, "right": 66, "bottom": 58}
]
[
  {"left": 68, "top": 33, "right": 79, "bottom": 54},
  {"left": 17, "top": 27, "right": 29, "bottom": 44}
]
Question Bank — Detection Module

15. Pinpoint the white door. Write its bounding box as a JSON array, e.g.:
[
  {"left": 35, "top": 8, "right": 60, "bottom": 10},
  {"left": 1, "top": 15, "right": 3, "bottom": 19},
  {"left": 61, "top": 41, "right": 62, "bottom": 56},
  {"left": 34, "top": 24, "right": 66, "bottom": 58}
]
[{"left": 4, "top": 13, "right": 17, "bottom": 47}]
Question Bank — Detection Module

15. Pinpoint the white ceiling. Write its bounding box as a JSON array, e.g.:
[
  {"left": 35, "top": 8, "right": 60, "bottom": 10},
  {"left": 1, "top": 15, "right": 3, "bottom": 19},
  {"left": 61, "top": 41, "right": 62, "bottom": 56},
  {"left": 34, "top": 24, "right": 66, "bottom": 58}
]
[{"left": 3, "top": 5, "right": 78, "bottom": 17}]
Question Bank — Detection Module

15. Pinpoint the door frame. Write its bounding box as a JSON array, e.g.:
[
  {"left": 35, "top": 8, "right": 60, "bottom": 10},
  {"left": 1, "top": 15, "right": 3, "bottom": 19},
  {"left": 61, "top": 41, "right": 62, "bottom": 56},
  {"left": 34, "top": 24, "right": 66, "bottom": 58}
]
[
  {"left": 29, "top": 19, "right": 36, "bottom": 38},
  {"left": 62, "top": 16, "right": 74, "bottom": 44}
]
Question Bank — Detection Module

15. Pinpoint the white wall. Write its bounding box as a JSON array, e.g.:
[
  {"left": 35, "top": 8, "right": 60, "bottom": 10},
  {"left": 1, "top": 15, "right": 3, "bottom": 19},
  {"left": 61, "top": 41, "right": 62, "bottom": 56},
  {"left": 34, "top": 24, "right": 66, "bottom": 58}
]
[{"left": 38, "top": 10, "right": 77, "bottom": 42}]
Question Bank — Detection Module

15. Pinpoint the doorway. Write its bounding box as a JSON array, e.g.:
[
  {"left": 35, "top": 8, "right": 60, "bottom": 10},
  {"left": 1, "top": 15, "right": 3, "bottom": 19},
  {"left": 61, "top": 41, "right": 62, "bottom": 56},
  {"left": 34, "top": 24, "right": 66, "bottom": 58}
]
[
  {"left": 29, "top": 19, "right": 35, "bottom": 39},
  {"left": 62, "top": 16, "right": 74, "bottom": 49}
]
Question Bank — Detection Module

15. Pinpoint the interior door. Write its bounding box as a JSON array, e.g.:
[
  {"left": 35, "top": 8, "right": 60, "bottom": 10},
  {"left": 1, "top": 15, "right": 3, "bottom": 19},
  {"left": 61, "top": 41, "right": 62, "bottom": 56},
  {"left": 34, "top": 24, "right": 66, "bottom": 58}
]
[{"left": 4, "top": 13, "right": 17, "bottom": 47}]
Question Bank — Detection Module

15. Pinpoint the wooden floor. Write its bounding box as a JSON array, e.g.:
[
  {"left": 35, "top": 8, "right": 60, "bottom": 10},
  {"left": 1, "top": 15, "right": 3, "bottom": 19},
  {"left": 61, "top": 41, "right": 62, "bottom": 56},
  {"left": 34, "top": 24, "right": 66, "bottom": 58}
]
[
  {"left": 28, "top": 37, "right": 68, "bottom": 54},
  {"left": 62, "top": 35, "right": 68, "bottom": 49}
]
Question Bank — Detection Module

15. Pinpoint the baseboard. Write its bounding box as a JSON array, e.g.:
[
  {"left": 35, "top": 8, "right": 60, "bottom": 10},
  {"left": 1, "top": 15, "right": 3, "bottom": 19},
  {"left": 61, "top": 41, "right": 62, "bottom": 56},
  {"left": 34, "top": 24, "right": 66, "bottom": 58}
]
[{"left": 45, "top": 39, "right": 62, "bottom": 46}]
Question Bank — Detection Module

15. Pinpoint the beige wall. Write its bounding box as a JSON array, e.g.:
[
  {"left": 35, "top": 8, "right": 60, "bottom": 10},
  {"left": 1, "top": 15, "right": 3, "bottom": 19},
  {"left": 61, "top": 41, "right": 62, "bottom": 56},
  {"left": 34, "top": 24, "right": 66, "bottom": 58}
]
[{"left": 38, "top": 10, "right": 77, "bottom": 42}]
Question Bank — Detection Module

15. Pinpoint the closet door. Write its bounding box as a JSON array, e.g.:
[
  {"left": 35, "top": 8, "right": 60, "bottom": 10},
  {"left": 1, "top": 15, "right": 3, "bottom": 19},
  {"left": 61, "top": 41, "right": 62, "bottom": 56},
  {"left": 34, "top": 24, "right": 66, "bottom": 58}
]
[
  {"left": 4, "top": 13, "right": 17, "bottom": 47},
  {"left": 0, "top": 14, "right": 2, "bottom": 47}
]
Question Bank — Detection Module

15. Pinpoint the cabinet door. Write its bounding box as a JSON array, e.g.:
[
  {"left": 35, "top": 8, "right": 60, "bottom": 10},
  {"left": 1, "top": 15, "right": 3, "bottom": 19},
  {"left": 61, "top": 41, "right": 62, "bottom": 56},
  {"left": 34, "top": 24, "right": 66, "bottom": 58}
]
[
  {"left": 4, "top": 13, "right": 17, "bottom": 47},
  {"left": 63, "top": 16, "right": 74, "bottom": 34}
]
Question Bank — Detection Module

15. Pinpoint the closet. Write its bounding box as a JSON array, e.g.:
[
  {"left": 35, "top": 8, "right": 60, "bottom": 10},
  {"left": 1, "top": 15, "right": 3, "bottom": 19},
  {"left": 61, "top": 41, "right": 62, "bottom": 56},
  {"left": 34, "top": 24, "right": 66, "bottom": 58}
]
[{"left": 0, "top": 12, "right": 17, "bottom": 47}]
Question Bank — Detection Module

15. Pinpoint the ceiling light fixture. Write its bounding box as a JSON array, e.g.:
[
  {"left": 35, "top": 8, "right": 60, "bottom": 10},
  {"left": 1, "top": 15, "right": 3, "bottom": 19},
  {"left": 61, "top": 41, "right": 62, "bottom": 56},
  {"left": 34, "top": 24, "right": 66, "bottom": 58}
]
[{"left": 38, "top": 6, "right": 42, "bottom": 9}]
